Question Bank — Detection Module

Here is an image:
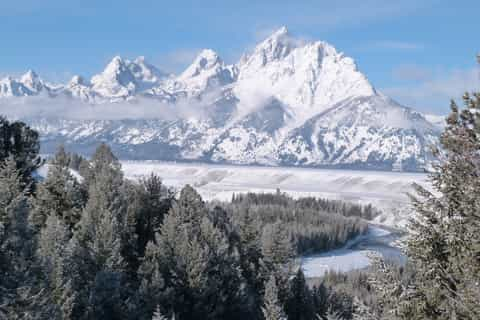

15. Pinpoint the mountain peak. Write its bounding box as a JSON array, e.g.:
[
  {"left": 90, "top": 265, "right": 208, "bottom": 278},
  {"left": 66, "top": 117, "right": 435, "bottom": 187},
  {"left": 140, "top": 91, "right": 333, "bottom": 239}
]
[
  {"left": 194, "top": 49, "right": 222, "bottom": 68},
  {"left": 69, "top": 75, "right": 86, "bottom": 86},
  {"left": 247, "top": 27, "right": 296, "bottom": 66},
  {"left": 103, "top": 56, "right": 127, "bottom": 74},
  {"left": 21, "top": 69, "right": 39, "bottom": 82},
  {"left": 270, "top": 26, "right": 289, "bottom": 38},
  {"left": 180, "top": 49, "right": 223, "bottom": 79},
  {"left": 20, "top": 70, "right": 43, "bottom": 92},
  {"left": 129, "top": 56, "right": 166, "bottom": 84}
]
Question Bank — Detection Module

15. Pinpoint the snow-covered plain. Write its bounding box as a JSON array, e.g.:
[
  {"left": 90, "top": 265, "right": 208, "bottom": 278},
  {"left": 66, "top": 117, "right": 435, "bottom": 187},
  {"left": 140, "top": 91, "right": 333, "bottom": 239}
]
[{"left": 122, "top": 160, "right": 429, "bottom": 228}]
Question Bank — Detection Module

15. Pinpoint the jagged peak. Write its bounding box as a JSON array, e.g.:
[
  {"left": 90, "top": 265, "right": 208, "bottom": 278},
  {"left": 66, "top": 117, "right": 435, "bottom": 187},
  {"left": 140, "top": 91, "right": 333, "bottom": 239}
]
[
  {"left": 21, "top": 69, "right": 40, "bottom": 82},
  {"left": 133, "top": 55, "right": 146, "bottom": 64},
  {"left": 129, "top": 56, "right": 167, "bottom": 80},
  {"left": 102, "top": 55, "right": 128, "bottom": 75},
  {"left": 0, "top": 75, "right": 14, "bottom": 82},
  {"left": 180, "top": 49, "right": 224, "bottom": 79},
  {"left": 69, "top": 75, "right": 87, "bottom": 86},
  {"left": 194, "top": 49, "right": 222, "bottom": 67},
  {"left": 266, "top": 26, "right": 289, "bottom": 41}
]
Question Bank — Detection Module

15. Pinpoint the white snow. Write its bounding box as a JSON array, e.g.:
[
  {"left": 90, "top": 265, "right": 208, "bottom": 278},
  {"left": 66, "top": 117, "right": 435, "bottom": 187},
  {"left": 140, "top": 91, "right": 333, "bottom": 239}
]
[
  {"left": 301, "top": 250, "right": 374, "bottom": 277},
  {"left": 300, "top": 225, "right": 401, "bottom": 278},
  {"left": 4, "top": 27, "right": 440, "bottom": 170},
  {"left": 121, "top": 161, "right": 429, "bottom": 228},
  {"left": 34, "top": 164, "right": 84, "bottom": 183}
]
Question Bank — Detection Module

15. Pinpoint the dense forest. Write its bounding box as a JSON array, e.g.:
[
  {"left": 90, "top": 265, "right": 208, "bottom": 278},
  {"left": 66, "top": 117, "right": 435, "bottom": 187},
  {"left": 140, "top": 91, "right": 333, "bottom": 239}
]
[{"left": 1, "top": 87, "right": 480, "bottom": 319}]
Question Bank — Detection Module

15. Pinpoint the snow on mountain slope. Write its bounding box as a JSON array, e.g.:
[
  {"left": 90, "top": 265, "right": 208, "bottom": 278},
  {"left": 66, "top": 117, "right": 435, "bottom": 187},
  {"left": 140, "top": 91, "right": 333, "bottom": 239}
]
[
  {"left": 234, "top": 26, "right": 376, "bottom": 129},
  {"left": 167, "top": 49, "right": 237, "bottom": 97},
  {"left": 278, "top": 95, "right": 438, "bottom": 170},
  {"left": 90, "top": 56, "right": 170, "bottom": 101},
  {"left": 1, "top": 26, "right": 441, "bottom": 171},
  {"left": 0, "top": 70, "right": 59, "bottom": 97}
]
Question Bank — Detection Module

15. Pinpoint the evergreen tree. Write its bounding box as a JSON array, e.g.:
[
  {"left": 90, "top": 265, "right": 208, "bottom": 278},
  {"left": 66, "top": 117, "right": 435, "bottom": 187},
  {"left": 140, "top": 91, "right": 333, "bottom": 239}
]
[
  {"left": 234, "top": 207, "right": 264, "bottom": 311},
  {"left": 51, "top": 144, "right": 130, "bottom": 319},
  {"left": 0, "top": 157, "right": 36, "bottom": 318},
  {"left": 285, "top": 269, "right": 315, "bottom": 320},
  {"left": 135, "top": 174, "right": 173, "bottom": 258},
  {"left": 152, "top": 305, "right": 168, "bottom": 320},
  {"left": 142, "top": 185, "right": 248, "bottom": 320},
  {"left": 402, "top": 88, "right": 480, "bottom": 318},
  {"left": 31, "top": 146, "right": 85, "bottom": 231},
  {"left": 261, "top": 220, "right": 295, "bottom": 304},
  {"left": 0, "top": 117, "right": 42, "bottom": 186},
  {"left": 262, "top": 275, "right": 287, "bottom": 320},
  {"left": 311, "top": 283, "right": 329, "bottom": 319}
]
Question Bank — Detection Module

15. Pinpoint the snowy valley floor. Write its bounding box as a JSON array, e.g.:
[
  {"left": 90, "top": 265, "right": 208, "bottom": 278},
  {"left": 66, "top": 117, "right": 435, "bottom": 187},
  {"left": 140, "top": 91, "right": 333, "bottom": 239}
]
[{"left": 121, "top": 161, "right": 428, "bottom": 277}]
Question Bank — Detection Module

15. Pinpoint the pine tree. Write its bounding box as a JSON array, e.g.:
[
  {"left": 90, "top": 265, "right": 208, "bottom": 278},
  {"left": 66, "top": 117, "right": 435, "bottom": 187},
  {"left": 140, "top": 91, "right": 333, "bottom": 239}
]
[
  {"left": 31, "top": 146, "right": 85, "bottom": 231},
  {"left": 285, "top": 269, "right": 315, "bottom": 320},
  {"left": 0, "top": 157, "right": 36, "bottom": 318},
  {"left": 142, "top": 185, "right": 248, "bottom": 320},
  {"left": 152, "top": 305, "right": 168, "bottom": 320},
  {"left": 400, "top": 71, "right": 480, "bottom": 318},
  {"left": 0, "top": 117, "right": 42, "bottom": 186},
  {"left": 234, "top": 208, "right": 264, "bottom": 317},
  {"left": 50, "top": 144, "right": 130, "bottom": 319},
  {"left": 261, "top": 220, "right": 295, "bottom": 304},
  {"left": 261, "top": 221, "right": 295, "bottom": 269},
  {"left": 262, "top": 275, "right": 287, "bottom": 320}
]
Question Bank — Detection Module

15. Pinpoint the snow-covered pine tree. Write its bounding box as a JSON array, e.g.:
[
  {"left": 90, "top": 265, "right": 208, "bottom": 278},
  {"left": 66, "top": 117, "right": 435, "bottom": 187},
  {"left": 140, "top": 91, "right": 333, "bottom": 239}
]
[
  {"left": 261, "top": 220, "right": 295, "bottom": 304},
  {"left": 31, "top": 146, "right": 85, "bottom": 231},
  {"left": 0, "top": 157, "right": 36, "bottom": 318},
  {"left": 50, "top": 144, "right": 130, "bottom": 319},
  {"left": 404, "top": 65, "right": 480, "bottom": 318},
  {"left": 262, "top": 275, "right": 287, "bottom": 320},
  {"left": 152, "top": 305, "right": 168, "bottom": 320},
  {"left": 0, "top": 117, "right": 42, "bottom": 187}
]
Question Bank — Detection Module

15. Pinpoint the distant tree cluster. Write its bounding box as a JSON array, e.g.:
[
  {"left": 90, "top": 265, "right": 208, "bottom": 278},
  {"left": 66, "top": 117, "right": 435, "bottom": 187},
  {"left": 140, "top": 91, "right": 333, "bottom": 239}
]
[{"left": 226, "top": 192, "right": 369, "bottom": 254}]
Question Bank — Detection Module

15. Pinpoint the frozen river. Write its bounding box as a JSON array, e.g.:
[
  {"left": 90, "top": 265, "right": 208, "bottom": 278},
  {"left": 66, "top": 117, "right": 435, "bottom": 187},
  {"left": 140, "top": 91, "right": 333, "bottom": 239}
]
[{"left": 300, "top": 225, "right": 405, "bottom": 278}]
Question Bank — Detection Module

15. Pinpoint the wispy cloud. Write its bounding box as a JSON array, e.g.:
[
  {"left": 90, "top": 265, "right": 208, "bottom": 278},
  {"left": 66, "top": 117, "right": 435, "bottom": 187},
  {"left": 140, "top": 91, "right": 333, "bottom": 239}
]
[
  {"left": 382, "top": 66, "right": 480, "bottom": 114},
  {"left": 0, "top": 90, "right": 225, "bottom": 121}
]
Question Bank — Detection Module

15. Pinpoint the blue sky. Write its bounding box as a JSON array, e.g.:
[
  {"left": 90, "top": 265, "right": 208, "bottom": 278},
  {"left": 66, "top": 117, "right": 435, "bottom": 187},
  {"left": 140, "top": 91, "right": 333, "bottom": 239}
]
[{"left": 0, "top": 0, "right": 478, "bottom": 114}]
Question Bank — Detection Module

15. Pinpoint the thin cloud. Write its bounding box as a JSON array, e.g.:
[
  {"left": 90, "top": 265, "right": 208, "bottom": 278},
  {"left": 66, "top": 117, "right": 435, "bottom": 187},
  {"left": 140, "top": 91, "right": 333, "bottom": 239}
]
[
  {"left": 0, "top": 91, "right": 224, "bottom": 121},
  {"left": 382, "top": 66, "right": 480, "bottom": 114}
]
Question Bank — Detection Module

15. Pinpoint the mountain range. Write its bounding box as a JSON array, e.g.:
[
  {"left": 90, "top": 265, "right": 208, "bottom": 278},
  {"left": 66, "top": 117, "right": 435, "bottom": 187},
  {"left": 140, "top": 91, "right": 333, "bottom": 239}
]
[{"left": 0, "top": 27, "right": 441, "bottom": 171}]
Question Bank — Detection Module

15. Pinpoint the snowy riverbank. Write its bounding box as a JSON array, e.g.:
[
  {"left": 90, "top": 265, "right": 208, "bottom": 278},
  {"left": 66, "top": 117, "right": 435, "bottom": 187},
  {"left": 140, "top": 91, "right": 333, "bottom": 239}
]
[{"left": 300, "top": 225, "right": 404, "bottom": 278}]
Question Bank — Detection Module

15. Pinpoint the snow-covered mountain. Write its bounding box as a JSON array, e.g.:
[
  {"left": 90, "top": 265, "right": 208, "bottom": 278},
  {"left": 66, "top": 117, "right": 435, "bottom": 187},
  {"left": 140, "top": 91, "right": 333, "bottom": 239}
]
[{"left": 0, "top": 27, "right": 440, "bottom": 171}]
